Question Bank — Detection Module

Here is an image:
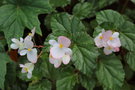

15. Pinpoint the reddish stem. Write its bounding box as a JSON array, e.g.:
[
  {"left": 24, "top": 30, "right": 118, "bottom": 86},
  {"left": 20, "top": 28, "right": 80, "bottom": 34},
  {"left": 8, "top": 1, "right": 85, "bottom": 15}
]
[{"left": 34, "top": 45, "right": 44, "bottom": 48}]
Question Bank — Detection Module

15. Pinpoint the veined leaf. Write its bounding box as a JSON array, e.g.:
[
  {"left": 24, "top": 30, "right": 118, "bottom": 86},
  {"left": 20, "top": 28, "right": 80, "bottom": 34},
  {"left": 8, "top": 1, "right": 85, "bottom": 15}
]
[
  {"left": 73, "top": 2, "right": 95, "bottom": 19},
  {"left": 56, "top": 74, "right": 78, "bottom": 90},
  {"left": 49, "top": 0, "right": 71, "bottom": 7},
  {"left": 0, "top": 0, "right": 52, "bottom": 45},
  {"left": 96, "top": 55, "right": 125, "bottom": 90},
  {"left": 0, "top": 53, "right": 11, "bottom": 89},
  {"left": 126, "top": 52, "right": 135, "bottom": 71},
  {"left": 28, "top": 80, "right": 51, "bottom": 90}
]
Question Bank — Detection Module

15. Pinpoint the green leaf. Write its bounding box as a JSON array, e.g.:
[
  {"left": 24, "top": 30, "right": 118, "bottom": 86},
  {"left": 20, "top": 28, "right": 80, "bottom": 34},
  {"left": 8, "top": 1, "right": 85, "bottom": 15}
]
[
  {"left": 56, "top": 74, "right": 78, "bottom": 90},
  {"left": 96, "top": 55, "right": 125, "bottom": 90},
  {"left": 88, "top": 0, "right": 117, "bottom": 9},
  {"left": 0, "top": 0, "right": 52, "bottom": 45},
  {"left": 126, "top": 52, "right": 135, "bottom": 71},
  {"left": 49, "top": 0, "right": 71, "bottom": 7},
  {"left": 51, "top": 13, "right": 85, "bottom": 37},
  {"left": 79, "top": 74, "right": 96, "bottom": 90},
  {"left": 50, "top": 13, "right": 99, "bottom": 76},
  {"left": 73, "top": 2, "right": 95, "bottom": 19},
  {"left": 0, "top": 53, "right": 10, "bottom": 89},
  {"left": 72, "top": 32, "right": 99, "bottom": 76},
  {"left": 96, "top": 10, "right": 125, "bottom": 27},
  {"left": 28, "top": 80, "right": 52, "bottom": 90}
]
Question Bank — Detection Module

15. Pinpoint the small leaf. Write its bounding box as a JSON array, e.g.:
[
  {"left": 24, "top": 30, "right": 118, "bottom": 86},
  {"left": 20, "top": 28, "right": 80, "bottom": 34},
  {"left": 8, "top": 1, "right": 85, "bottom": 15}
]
[
  {"left": 28, "top": 80, "right": 52, "bottom": 90},
  {"left": 79, "top": 74, "right": 96, "bottom": 90},
  {"left": 49, "top": 0, "right": 71, "bottom": 7},
  {"left": 73, "top": 2, "right": 95, "bottom": 19},
  {"left": 0, "top": 53, "right": 11, "bottom": 89},
  {"left": 56, "top": 74, "right": 78, "bottom": 90},
  {"left": 96, "top": 54, "right": 125, "bottom": 90},
  {"left": 126, "top": 52, "right": 135, "bottom": 71}
]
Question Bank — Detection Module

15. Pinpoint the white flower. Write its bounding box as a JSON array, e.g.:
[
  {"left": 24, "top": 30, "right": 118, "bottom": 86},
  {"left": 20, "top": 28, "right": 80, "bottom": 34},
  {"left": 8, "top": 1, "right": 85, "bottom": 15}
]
[
  {"left": 49, "top": 36, "right": 72, "bottom": 68},
  {"left": 20, "top": 63, "right": 34, "bottom": 79},
  {"left": 94, "top": 33, "right": 104, "bottom": 48},
  {"left": 103, "top": 46, "right": 120, "bottom": 55},
  {"left": 94, "top": 30, "right": 108, "bottom": 48},
  {"left": 19, "top": 39, "right": 37, "bottom": 63},
  {"left": 107, "top": 32, "right": 121, "bottom": 47},
  {"left": 49, "top": 49, "right": 72, "bottom": 68},
  {"left": 49, "top": 36, "right": 71, "bottom": 59},
  {"left": 10, "top": 38, "right": 25, "bottom": 50},
  {"left": 24, "top": 27, "right": 35, "bottom": 41}
]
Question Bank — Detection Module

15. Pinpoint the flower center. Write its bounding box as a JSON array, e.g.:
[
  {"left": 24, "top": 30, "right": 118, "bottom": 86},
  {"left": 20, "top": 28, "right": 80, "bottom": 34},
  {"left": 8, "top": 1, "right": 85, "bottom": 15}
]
[
  {"left": 28, "top": 48, "right": 32, "bottom": 51},
  {"left": 107, "top": 46, "right": 112, "bottom": 50},
  {"left": 109, "top": 37, "right": 114, "bottom": 40},
  {"left": 99, "top": 36, "right": 103, "bottom": 39},
  {"left": 59, "top": 44, "right": 63, "bottom": 48},
  {"left": 24, "top": 67, "right": 28, "bottom": 72},
  {"left": 28, "top": 33, "right": 32, "bottom": 36}
]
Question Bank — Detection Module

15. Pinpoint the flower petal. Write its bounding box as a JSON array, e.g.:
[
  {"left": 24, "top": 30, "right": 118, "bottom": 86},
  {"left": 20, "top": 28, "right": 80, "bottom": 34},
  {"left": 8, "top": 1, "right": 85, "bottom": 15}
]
[
  {"left": 103, "top": 47, "right": 113, "bottom": 55},
  {"left": 64, "top": 48, "right": 72, "bottom": 55},
  {"left": 107, "top": 38, "right": 121, "bottom": 47},
  {"left": 54, "top": 59, "right": 62, "bottom": 68},
  {"left": 24, "top": 39, "right": 34, "bottom": 49},
  {"left": 20, "top": 37, "right": 24, "bottom": 43},
  {"left": 62, "top": 55, "right": 70, "bottom": 64},
  {"left": 50, "top": 46, "right": 65, "bottom": 59},
  {"left": 25, "top": 63, "right": 34, "bottom": 72},
  {"left": 27, "top": 48, "right": 37, "bottom": 63},
  {"left": 10, "top": 44, "right": 19, "bottom": 49},
  {"left": 112, "top": 32, "right": 119, "bottom": 38},
  {"left": 11, "top": 38, "right": 19, "bottom": 43},
  {"left": 49, "top": 40, "right": 58, "bottom": 46},
  {"left": 113, "top": 47, "right": 120, "bottom": 52},
  {"left": 58, "top": 36, "right": 71, "bottom": 48},
  {"left": 21, "top": 68, "right": 27, "bottom": 73},
  {"left": 31, "top": 27, "right": 35, "bottom": 36},
  {"left": 27, "top": 72, "right": 32, "bottom": 79},
  {"left": 49, "top": 54, "right": 55, "bottom": 64},
  {"left": 94, "top": 36, "right": 103, "bottom": 48},
  {"left": 19, "top": 50, "right": 27, "bottom": 56},
  {"left": 20, "top": 64, "right": 25, "bottom": 68},
  {"left": 103, "top": 30, "right": 112, "bottom": 41}
]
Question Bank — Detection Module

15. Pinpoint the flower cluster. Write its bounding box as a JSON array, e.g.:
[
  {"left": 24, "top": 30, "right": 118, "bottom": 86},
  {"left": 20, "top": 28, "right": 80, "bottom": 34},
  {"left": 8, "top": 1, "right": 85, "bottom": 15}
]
[
  {"left": 10, "top": 28, "right": 36, "bottom": 79},
  {"left": 49, "top": 36, "right": 72, "bottom": 68},
  {"left": 94, "top": 30, "right": 121, "bottom": 55}
]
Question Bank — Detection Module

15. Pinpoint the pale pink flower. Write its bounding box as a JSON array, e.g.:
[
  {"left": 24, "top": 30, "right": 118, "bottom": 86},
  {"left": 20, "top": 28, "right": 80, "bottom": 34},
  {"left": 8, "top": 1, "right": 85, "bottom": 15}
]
[
  {"left": 49, "top": 36, "right": 71, "bottom": 59},
  {"left": 49, "top": 50, "right": 72, "bottom": 68},
  {"left": 107, "top": 32, "right": 121, "bottom": 47},
  {"left": 103, "top": 46, "right": 120, "bottom": 55},
  {"left": 20, "top": 63, "right": 34, "bottom": 79}
]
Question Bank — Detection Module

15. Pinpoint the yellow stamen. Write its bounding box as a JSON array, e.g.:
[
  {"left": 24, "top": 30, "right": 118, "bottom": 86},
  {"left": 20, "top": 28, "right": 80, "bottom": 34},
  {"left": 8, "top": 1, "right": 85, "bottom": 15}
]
[
  {"left": 109, "top": 37, "right": 114, "bottom": 40},
  {"left": 99, "top": 36, "right": 103, "bottom": 39},
  {"left": 28, "top": 33, "right": 32, "bottom": 36},
  {"left": 24, "top": 68, "right": 28, "bottom": 72},
  {"left": 107, "top": 47, "right": 112, "bottom": 50},
  {"left": 28, "top": 48, "right": 31, "bottom": 51},
  {"left": 59, "top": 44, "right": 63, "bottom": 48}
]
